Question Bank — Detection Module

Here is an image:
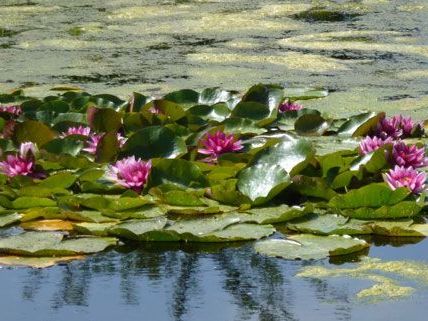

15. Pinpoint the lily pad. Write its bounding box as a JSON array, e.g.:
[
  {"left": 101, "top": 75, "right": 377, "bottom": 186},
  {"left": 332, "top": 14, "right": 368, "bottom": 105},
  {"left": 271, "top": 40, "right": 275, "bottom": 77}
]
[
  {"left": 122, "top": 126, "right": 187, "bottom": 159},
  {"left": 286, "top": 214, "right": 372, "bottom": 235},
  {"left": 0, "top": 232, "right": 117, "bottom": 257},
  {"left": 254, "top": 235, "right": 369, "bottom": 260},
  {"left": 20, "top": 219, "right": 74, "bottom": 231},
  {"left": 237, "top": 163, "right": 291, "bottom": 205}
]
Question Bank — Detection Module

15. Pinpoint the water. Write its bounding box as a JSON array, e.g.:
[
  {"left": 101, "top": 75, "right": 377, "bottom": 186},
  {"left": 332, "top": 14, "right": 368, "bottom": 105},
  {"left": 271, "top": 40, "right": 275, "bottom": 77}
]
[
  {"left": 0, "top": 239, "right": 427, "bottom": 321},
  {"left": 1, "top": 0, "right": 428, "bottom": 320}
]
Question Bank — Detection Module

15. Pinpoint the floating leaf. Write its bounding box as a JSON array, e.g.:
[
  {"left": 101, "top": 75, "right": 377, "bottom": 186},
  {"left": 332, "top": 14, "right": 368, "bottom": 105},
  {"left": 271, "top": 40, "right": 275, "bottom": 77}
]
[
  {"left": 254, "top": 235, "right": 369, "bottom": 260},
  {"left": 73, "top": 222, "right": 118, "bottom": 236},
  {"left": 329, "top": 183, "right": 410, "bottom": 209},
  {"left": 287, "top": 214, "right": 372, "bottom": 235},
  {"left": 294, "top": 114, "right": 329, "bottom": 136},
  {"left": 38, "top": 172, "right": 77, "bottom": 189},
  {"left": 20, "top": 219, "right": 74, "bottom": 231},
  {"left": 0, "top": 212, "right": 22, "bottom": 227},
  {"left": 13, "top": 120, "right": 56, "bottom": 146},
  {"left": 240, "top": 204, "right": 313, "bottom": 224},
  {"left": 237, "top": 164, "right": 291, "bottom": 205},
  {"left": 12, "top": 197, "right": 57, "bottom": 209},
  {"left": 0, "top": 232, "right": 117, "bottom": 256},
  {"left": 122, "top": 126, "right": 187, "bottom": 159},
  {"left": 337, "top": 112, "right": 384, "bottom": 137},
  {"left": 251, "top": 138, "right": 315, "bottom": 175},
  {"left": 149, "top": 159, "right": 208, "bottom": 188}
]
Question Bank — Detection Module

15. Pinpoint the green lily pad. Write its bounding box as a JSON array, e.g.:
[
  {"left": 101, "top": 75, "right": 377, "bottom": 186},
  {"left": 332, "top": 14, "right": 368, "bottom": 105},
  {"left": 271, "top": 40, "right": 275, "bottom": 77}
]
[
  {"left": 13, "top": 120, "right": 56, "bottom": 146},
  {"left": 329, "top": 183, "right": 410, "bottom": 209},
  {"left": 73, "top": 222, "right": 118, "bottom": 236},
  {"left": 149, "top": 159, "right": 208, "bottom": 188},
  {"left": 12, "top": 197, "right": 57, "bottom": 209},
  {"left": 337, "top": 112, "right": 384, "bottom": 137},
  {"left": 240, "top": 204, "right": 313, "bottom": 224},
  {"left": 0, "top": 212, "right": 22, "bottom": 227},
  {"left": 237, "top": 163, "right": 291, "bottom": 205},
  {"left": 251, "top": 138, "right": 315, "bottom": 175},
  {"left": 195, "top": 223, "right": 275, "bottom": 242},
  {"left": 254, "top": 235, "right": 369, "bottom": 260},
  {"left": 286, "top": 214, "right": 372, "bottom": 235},
  {"left": 38, "top": 172, "right": 77, "bottom": 189},
  {"left": 122, "top": 126, "right": 187, "bottom": 159},
  {"left": 0, "top": 232, "right": 117, "bottom": 257},
  {"left": 108, "top": 217, "right": 169, "bottom": 241}
]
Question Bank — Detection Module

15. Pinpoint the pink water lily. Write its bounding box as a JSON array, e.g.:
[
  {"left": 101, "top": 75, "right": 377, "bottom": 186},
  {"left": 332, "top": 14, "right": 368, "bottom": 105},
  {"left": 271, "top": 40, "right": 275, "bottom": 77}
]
[
  {"left": 0, "top": 105, "right": 22, "bottom": 116},
  {"left": 0, "top": 142, "right": 37, "bottom": 177},
  {"left": 384, "top": 165, "right": 426, "bottom": 194},
  {"left": 359, "top": 136, "right": 393, "bottom": 155},
  {"left": 376, "top": 115, "right": 415, "bottom": 140},
  {"left": 279, "top": 101, "right": 303, "bottom": 112},
  {"left": 83, "top": 133, "right": 127, "bottom": 155},
  {"left": 60, "top": 126, "right": 92, "bottom": 138},
  {"left": 198, "top": 131, "right": 243, "bottom": 162},
  {"left": 392, "top": 141, "right": 428, "bottom": 168},
  {"left": 106, "top": 156, "right": 151, "bottom": 192}
]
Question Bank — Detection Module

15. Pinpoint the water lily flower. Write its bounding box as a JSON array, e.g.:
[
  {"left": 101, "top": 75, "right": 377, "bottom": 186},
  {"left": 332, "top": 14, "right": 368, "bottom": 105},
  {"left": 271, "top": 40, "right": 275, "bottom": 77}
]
[
  {"left": 60, "top": 126, "right": 92, "bottom": 138},
  {"left": 279, "top": 101, "right": 303, "bottom": 112},
  {"left": 376, "top": 115, "right": 415, "bottom": 139},
  {"left": 0, "top": 142, "right": 37, "bottom": 177},
  {"left": 19, "top": 141, "right": 38, "bottom": 159},
  {"left": 384, "top": 165, "right": 426, "bottom": 194},
  {"left": 392, "top": 141, "right": 428, "bottom": 168},
  {"left": 106, "top": 156, "right": 151, "bottom": 192},
  {"left": 83, "top": 133, "right": 127, "bottom": 154},
  {"left": 198, "top": 131, "right": 243, "bottom": 162},
  {"left": 0, "top": 105, "right": 22, "bottom": 116},
  {"left": 359, "top": 136, "right": 392, "bottom": 155}
]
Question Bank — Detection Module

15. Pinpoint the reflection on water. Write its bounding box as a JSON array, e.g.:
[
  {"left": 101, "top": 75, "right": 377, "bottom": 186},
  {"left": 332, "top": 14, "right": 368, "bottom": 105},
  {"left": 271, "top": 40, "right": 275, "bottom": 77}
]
[{"left": 0, "top": 239, "right": 427, "bottom": 321}]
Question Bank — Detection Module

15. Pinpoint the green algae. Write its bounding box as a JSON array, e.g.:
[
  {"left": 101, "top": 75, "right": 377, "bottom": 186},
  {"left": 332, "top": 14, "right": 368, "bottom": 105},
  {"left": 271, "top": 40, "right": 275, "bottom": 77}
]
[{"left": 297, "top": 257, "right": 428, "bottom": 301}]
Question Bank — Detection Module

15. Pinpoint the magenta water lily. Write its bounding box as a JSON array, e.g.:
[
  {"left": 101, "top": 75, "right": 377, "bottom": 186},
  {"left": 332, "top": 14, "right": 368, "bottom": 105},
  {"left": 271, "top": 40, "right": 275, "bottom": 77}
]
[
  {"left": 392, "top": 141, "right": 428, "bottom": 168},
  {"left": 376, "top": 115, "right": 415, "bottom": 139},
  {"left": 0, "top": 142, "right": 37, "bottom": 177},
  {"left": 359, "top": 136, "right": 392, "bottom": 155},
  {"left": 384, "top": 165, "right": 426, "bottom": 194},
  {"left": 0, "top": 105, "right": 22, "bottom": 116},
  {"left": 61, "top": 125, "right": 92, "bottom": 138},
  {"left": 83, "top": 133, "right": 127, "bottom": 155},
  {"left": 279, "top": 101, "right": 303, "bottom": 112},
  {"left": 198, "top": 131, "right": 243, "bottom": 162},
  {"left": 106, "top": 156, "right": 151, "bottom": 192}
]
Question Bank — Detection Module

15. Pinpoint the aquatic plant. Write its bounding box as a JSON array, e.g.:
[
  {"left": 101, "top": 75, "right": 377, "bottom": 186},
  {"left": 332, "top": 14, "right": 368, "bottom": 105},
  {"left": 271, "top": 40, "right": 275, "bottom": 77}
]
[
  {"left": 60, "top": 125, "right": 92, "bottom": 138},
  {"left": 0, "top": 142, "right": 36, "bottom": 177},
  {"left": 0, "top": 105, "right": 21, "bottom": 116},
  {"left": 376, "top": 115, "right": 415, "bottom": 139},
  {"left": 0, "top": 85, "right": 425, "bottom": 267},
  {"left": 359, "top": 136, "right": 392, "bottom": 155},
  {"left": 83, "top": 133, "right": 127, "bottom": 154},
  {"left": 279, "top": 100, "right": 303, "bottom": 112},
  {"left": 198, "top": 131, "right": 243, "bottom": 162},
  {"left": 106, "top": 156, "right": 152, "bottom": 192},
  {"left": 384, "top": 165, "right": 426, "bottom": 194},
  {"left": 392, "top": 141, "right": 428, "bottom": 168}
]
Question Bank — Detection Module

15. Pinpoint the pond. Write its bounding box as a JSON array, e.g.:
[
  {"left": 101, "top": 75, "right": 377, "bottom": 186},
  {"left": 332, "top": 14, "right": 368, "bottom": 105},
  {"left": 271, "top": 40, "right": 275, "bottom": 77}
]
[{"left": 1, "top": 0, "right": 428, "bottom": 321}]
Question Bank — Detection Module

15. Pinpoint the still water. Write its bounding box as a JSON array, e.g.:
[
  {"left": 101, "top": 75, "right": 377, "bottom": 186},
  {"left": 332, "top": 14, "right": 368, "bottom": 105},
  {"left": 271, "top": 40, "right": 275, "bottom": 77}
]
[{"left": 1, "top": 1, "right": 428, "bottom": 320}]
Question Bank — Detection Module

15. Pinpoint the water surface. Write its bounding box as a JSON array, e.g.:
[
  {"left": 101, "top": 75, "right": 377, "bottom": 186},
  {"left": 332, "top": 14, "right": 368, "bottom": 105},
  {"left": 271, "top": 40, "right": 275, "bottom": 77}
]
[{"left": 1, "top": 1, "right": 428, "bottom": 320}]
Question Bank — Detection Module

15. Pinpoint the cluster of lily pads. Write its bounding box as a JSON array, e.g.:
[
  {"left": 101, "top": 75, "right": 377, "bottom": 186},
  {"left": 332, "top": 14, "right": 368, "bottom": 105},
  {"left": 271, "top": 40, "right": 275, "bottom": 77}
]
[{"left": 0, "top": 84, "right": 426, "bottom": 267}]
